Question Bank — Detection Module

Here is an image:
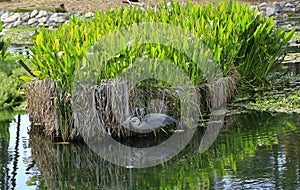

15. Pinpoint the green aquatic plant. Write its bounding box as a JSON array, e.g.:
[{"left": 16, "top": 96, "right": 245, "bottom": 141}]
[
  {"left": 30, "top": 0, "right": 294, "bottom": 86},
  {"left": 244, "top": 88, "right": 300, "bottom": 113},
  {"left": 0, "top": 21, "right": 29, "bottom": 111},
  {"left": 0, "top": 21, "right": 10, "bottom": 59}
]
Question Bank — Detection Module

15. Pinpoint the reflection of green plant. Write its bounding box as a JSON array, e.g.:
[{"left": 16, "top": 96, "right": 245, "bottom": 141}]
[
  {"left": 29, "top": 112, "right": 298, "bottom": 189},
  {"left": 26, "top": 175, "right": 48, "bottom": 189},
  {"left": 0, "top": 120, "right": 10, "bottom": 142},
  {"left": 0, "top": 119, "right": 9, "bottom": 190}
]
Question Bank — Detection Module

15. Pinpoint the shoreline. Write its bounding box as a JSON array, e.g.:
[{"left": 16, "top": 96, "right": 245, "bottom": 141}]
[{"left": 0, "top": 1, "right": 299, "bottom": 29}]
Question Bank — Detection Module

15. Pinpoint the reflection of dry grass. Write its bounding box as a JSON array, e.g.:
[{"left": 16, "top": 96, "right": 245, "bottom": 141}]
[{"left": 0, "top": 0, "right": 291, "bottom": 12}]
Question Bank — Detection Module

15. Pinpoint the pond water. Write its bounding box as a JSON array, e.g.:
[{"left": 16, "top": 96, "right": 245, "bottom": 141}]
[
  {"left": 2, "top": 9, "right": 300, "bottom": 190},
  {"left": 1, "top": 112, "right": 300, "bottom": 189}
]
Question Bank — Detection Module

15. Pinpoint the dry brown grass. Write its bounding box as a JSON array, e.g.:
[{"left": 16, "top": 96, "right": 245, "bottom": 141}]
[{"left": 26, "top": 79, "right": 57, "bottom": 139}]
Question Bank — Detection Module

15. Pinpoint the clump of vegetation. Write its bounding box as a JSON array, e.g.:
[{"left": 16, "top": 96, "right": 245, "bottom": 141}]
[
  {"left": 27, "top": 0, "right": 294, "bottom": 141},
  {"left": 235, "top": 73, "right": 300, "bottom": 113},
  {"left": 30, "top": 0, "right": 294, "bottom": 86},
  {"left": 0, "top": 21, "right": 27, "bottom": 111}
]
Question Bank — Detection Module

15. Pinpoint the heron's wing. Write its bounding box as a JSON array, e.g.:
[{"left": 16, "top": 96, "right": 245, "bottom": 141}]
[{"left": 143, "top": 114, "right": 178, "bottom": 127}]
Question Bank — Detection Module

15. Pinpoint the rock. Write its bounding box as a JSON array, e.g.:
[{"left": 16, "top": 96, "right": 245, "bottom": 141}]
[
  {"left": 285, "top": 3, "right": 295, "bottom": 8},
  {"left": 266, "top": 7, "right": 275, "bottom": 16},
  {"left": 3, "top": 13, "right": 20, "bottom": 23},
  {"left": 38, "top": 16, "right": 48, "bottom": 23},
  {"left": 38, "top": 22, "right": 46, "bottom": 27},
  {"left": 31, "top": 22, "right": 38, "bottom": 27},
  {"left": 0, "top": 10, "right": 8, "bottom": 18},
  {"left": 28, "top": 18, "right": 38, "bottom": 25},
  {"left": 283, "top": 13, "right": 289, "bottom": 20},
  {"left": 0, "top": 11, "right": 10, "bottom": 20},
  {"left": 30, "top": 10, "right": 39, "bottom": 18},
  {"left": 21, "top": 12, "right": 30, "bottom": 22},
  {"left": 258, "top": 2, "right": 269, "bottom": 11},
  {"left": 48, "top": 13, "right": 66, "bottom": 23},
  {"left": 280, "top": 1, "right": 287, "bottom": 7},
  {"left": 74, "top": 12, "right": 83, "bottom": 17},
  {"left": 4, "top": 23, "right": 13, "bottom": 29},
  {"left": 12, "top": 18, "right": 22, "bottom": 27},
  {"left": 274, "top": 12, "right": 281, "bottom": 20},
  {"left": 36, "top": 10, "right": 49, "bottom": 19},
  {"left": 273, "top": 2, "right": 283, "bottom": 12},
  {"left": 46, "top": 19, "right": 59, "bottom": 27},
  {"left": 84, "top": 12, "right": 94, "bottom": 18}
]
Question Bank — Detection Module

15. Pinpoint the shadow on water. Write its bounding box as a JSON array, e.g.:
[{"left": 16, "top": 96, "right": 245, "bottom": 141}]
[{"left": 25, "top": 111, "right": 300, "bottom": 190}]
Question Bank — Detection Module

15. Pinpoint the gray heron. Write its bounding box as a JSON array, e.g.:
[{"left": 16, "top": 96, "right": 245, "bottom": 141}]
[{"left": 124, "top": 113, "right": 178, "bottom": 133}]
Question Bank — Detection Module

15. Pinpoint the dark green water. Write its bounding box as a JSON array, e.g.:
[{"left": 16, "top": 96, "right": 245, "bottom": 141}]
[{"left": 0, "top": 111, "right": 299, "bottom": 190}]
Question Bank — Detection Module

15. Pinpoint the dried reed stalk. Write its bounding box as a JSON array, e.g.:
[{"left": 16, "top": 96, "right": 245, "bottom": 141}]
[
  {"left": 25, "top": 79, "right": 57, "bottom": 139},
  {"left": 27, "top": 76, "right": 237, "bottom": 141},
  {"left": 202, "top": 76, "right": 237, "bottom": 111}
]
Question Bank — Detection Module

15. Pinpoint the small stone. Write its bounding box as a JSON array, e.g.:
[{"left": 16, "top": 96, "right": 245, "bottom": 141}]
[
  {"left": 38, "top": 23, "right": 45, "bottom": 27},
  {"left": 258, "top": 2, "right": 269, "bottom": 11},
  {"left": 74, "top": 13, "right": 82, "bottom": 17},
  {"left": 31, "top": 22, "right": 38, "bottom": 27},
  {"left": 280, "top": 1, "right": 287, "bottom": 7},
  {"left": 28, "top": 18, "right": 38, "bottom": 25},
  {"left": 36, "top": 10, "right": 48, "bottom": 19},
  {"left": 285, "top": 3, "right": 294, "bottom": 7},
  {"left": 0, "top": 11, "right": 10, "bottom": 20},
  {"left": 47, "top": 19, "right": 60, "bottom": 27},
  {"left": 30, "top": 10, "right": 39, "bottom": 18},
  {"left": 84, "top": 12, "right": 93, "bottom": 18},
  {"left": 0, "top": 10, "right": 8, "bottom": 18},
  {"left": 5, "top": 23, "right": 13, "bottom": 29},
  {"left": 4, "top": 13, "right": 20, "bottom": 23},
  {"left": 12, "top": 19, "right": 22, "bottom": 27},
  {"left": 21, "top": 12, "right": 30, "bottom": 22},
  {"left": 38, "top": 16, "right": 48, "bottom": 23},
  {"left": 274, "top": 12, "right": 280, "bottom": 20},
  {"left": 273, "top": 2, "right": 283, "bottom": 12},
  {"left": 266, "top": 7, "right": 275, "bottom": 16},
  {"left": 282, "top": 13, "right": 289, "bottom": 20},
  {"left": 48, "top": 13, "right": 66, "bottom": 23}
]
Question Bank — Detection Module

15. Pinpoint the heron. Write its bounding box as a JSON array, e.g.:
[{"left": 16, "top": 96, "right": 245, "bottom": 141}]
[{"left": 124, "top": 113, "right": 178, "bottom": 133}]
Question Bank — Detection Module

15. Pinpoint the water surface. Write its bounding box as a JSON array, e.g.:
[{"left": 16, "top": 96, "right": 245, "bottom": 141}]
[{"left": 1, "top": 112, "right": 299, "bottom": 189}]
